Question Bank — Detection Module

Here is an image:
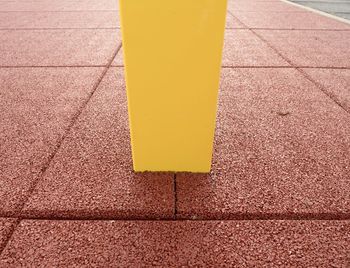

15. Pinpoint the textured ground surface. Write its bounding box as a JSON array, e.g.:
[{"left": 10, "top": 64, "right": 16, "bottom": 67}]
[
  {"left": 0, "top": 0, "right": 349, "bottom": 266},
  {"left": 289, "top": 0, "right": 350, "bottom": 20}
]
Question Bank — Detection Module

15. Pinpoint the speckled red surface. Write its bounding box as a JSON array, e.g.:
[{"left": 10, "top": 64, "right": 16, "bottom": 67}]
[
  {"left": 0, "top": 29, "right": 120, "bottom": 66},
  {"left": 0, "top": 219, "right": 17, "bottom": 252},
  {"left": 256, "top": 30, "right": 350, "bottom": 67},
  {"left": 177, "top": 68, "right": 350, "bottom": 219},
  {"left": 0, "top": 0, "right": 349, "bottom": 265},
  {"left": 226, "top": 12, "right": 246, "bottom": 29},
  {"left": 0, "top": 0, "right": 118, "bottom": 12},
  {"left": 21, "top": 68, "right": 175, "bottom": 220},
  {"left": 302, "top": 68, "right": 350, "bottom": 113},
  {"left": 222, "top": 30, "right": 290, "bottom": 67},
  {"left": 111, "top": 47, "right": 124, "bottom": 66},
  {"left": 0, "top": 68, "right": 104, "bottom": 215},
  {"left": 0, "top": 220, "right": 349, "bottom": 267},
  {"left": 0, "top": 11, "right": 120, "bottom": 29}
]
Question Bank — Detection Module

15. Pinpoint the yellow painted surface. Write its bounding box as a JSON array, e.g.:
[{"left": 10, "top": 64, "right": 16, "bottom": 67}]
[{"left": 119, "top": 0, "right": 227, "bottom": 172}]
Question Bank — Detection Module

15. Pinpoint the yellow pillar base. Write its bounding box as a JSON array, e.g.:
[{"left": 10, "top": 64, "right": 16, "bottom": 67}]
[{"left": 119, "top": 0, "right": 227, "bottom": 172}]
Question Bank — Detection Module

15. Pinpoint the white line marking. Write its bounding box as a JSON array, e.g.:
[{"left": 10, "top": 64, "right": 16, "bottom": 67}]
[{"left": 280, "top": 0, "right": 350, "bottom": 26}]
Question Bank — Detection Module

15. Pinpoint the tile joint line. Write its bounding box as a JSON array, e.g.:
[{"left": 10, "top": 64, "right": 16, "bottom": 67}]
[
  {"left": 297, "top": 67, "right": 350, "bottom": 115},
  {"left": 14, "top": 43, "right": 123, "bottom": 219},
  {"left": 0, "top": 219, "right": 20, "bottom": 256},
  {"left": 1, "top": 214, "right": 350, "bottom": 222},
  {"left": 0, "top": 27, "right": 120, "bottom": 31},
  {"left": 0, "top": 10, "right": 119, "bottom": 13},
  {"left": 174, "top": 173, "right": 178, "bottom": 220},
  {"left": 0, "top": 46, "right": 122, "bottom": 255},
  {"left": 247, "top": 27, "right": 350, "bottom": 115}
]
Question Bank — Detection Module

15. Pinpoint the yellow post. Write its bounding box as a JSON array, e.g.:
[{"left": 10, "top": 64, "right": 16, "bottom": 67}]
[{"left": 119, "top": 0, "right": 227, "bottom": 172}]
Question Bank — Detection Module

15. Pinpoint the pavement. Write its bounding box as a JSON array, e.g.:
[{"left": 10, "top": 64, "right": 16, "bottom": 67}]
[
  {"left": 0, "top": 0, "right": 349, "bottom": 266},
  {"left": 288, "top": 0, "right": 350, "bottom": 20}
]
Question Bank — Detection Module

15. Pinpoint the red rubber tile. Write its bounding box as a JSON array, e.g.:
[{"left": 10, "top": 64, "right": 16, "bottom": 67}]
[
  {"left": 0, "top": 2, "right": 70, "bottom": 12},
  {"left": 302, "top": 68, "right": 350, "bottom": 113},
  {"left": 0, "top": 218, "right": 17, "bottom": 251},
  {"left": 111, "top": 47, "right": 124, "bottom": 66},
  {"left": 66, "top": 0, "right": 118, "bottom": 11},
  {"left": 22, "top": 68, "right": 174, "bottom": 219},
  {"left": 0, "top": 11, "right": 119, "bottom": 29},
  {"left": 222, "top": 30, "right": 290, "bottom": 67},
  {"left": 228, "top": 0, "right": 304, "bottom": 12},
  {"left": 256, "top": 30, "right": 350, "bottom": 67},
  {"left": 0, "top": 220, "right": 349, "bottom": 266},
  {"left": 0, "top": 67, "right": 103, "bottom": 216},
  {"left": 0, "top": 29, "right": 120, "bottom": 66},
  {"left": 234, "top": 11, "right": 350, "bottom": 29},
  {"left": 0, "top": 0, "right": 117, "bottom": 11},
  {"left": 226, "top": 12, "right": 245, "bottom": 29},
  {"left": 177, "top": 68, "right": 350, "bottom": 219}
]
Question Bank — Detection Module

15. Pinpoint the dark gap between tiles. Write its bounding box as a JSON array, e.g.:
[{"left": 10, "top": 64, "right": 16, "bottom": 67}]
[
  {"left": 297, "top": 67, "right": 350, "bottom": 115},
  {"left": 13, "top": 44, "right": 123, "bottom": 216},
  {"left": 0, "top": 65, "right": 106, "bottom": 68},
  {"left": 1, "top": 212, "right": 350, "bottom": 222},
  {"left": 249, "top": 29, "right": 350, "bottom": 114},
  {"left": 0, "top": 10, "right": 119, "bottom": 13},
  {"left": 173, "top": 174, "right": 178, "bottom": 220},
  {"left": 0, "top": 219, "right": 20, "bottom": 256},
  {"left": 247, "top": 28, "right": 350, "bottom": 31},
  {"left": 0, "top": 27, "right": 120, "bottom": 30}
]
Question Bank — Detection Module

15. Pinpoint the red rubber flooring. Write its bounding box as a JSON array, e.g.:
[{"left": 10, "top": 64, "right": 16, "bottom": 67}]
[
  {"left": 0, "top": 11, "right": 120, "bottom": 29},
  {"left": 0, "top": 0, "right": 349, "bottom": 266},
  {"left": 1, "top": 220, "right": 349, "bottom": 267}
]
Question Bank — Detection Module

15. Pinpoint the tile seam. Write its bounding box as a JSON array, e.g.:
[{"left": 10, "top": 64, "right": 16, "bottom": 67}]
[
  {"left": 173, "top": 174, "right": 178, "bottom": 220},
  {"left": 0, "top": 10, "right": 119, "bottom": 13},
  {"left": 229, "top": 12, "right": 295, "bottom": 67},
  {"left": 248, "top": 28, "right": 350, "bottom": 114},
  {"left": 0, "top": 27, "right": 120, "bottom": 30},
  {"left": 1, "top": 213, "right": 350, "bottom": 221},
  {"left": 0, "top": 27, "right": 250, "bottom": 31},
  {"left": 234, "top": 28, "right": 350, "bottom": 31},
  {"left": 0, "top": 65, "right": 107, "bottom": 68},
  {"left": 14, "top": 43, "right": 123, "bottom": 216},
  {"left": 221, "top": 66, "right": 350, "bottom": 69},
  {"left": 6, "top": 65, "right": 350, "bottom": 70},
  {"left": 108, "top": 65, "right": 350, "bottom": 69},
  {"left": 296, "top": 67, "right": 350, "bottom": 114},
  {"left": 249, "top": 29, "right": 294, "bottom": 66},
  {"left": 0, "top": 219, "right": 20, "bottom": 256}
]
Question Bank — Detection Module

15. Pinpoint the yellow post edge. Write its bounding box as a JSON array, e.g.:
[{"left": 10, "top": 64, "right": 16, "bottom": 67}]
[{"left": 119, "top": 0, "right": 228, "bottom": 172}]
